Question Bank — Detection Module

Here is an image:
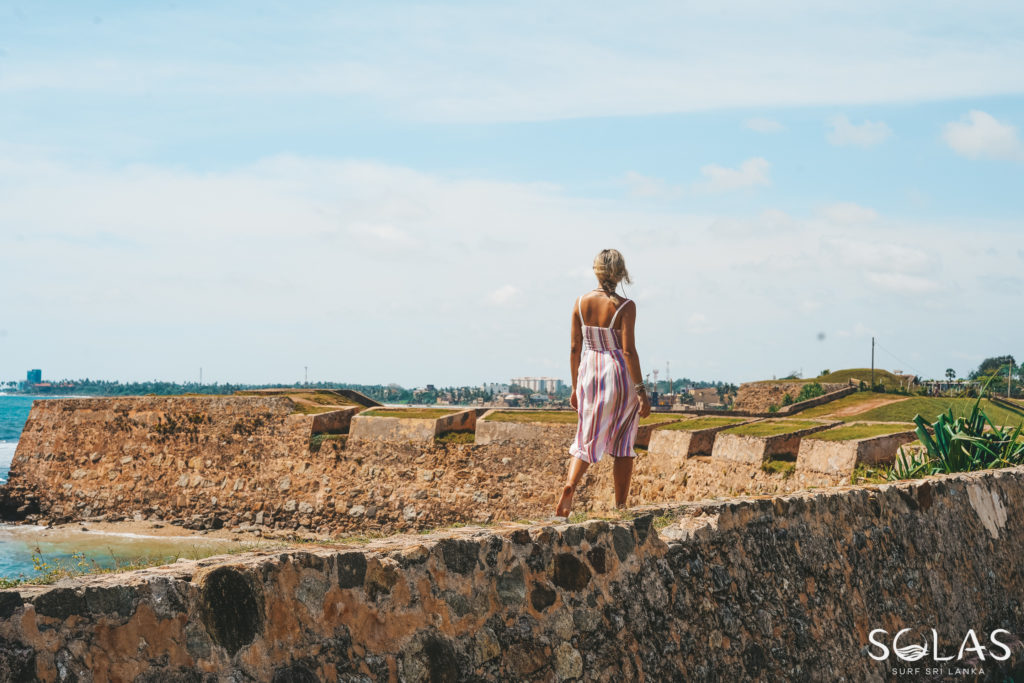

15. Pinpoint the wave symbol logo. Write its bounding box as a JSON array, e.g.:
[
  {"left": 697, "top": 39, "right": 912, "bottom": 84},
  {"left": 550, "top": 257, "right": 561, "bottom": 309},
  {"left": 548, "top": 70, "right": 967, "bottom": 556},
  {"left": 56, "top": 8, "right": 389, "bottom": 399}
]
[{"left": 893, "top": 629, "right": 929, "bottom": 661}]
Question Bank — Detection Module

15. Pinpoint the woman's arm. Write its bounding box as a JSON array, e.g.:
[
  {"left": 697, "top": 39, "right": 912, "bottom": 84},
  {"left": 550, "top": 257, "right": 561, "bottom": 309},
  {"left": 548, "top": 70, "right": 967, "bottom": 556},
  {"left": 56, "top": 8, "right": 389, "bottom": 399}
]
[
  {"left": 569, "top": 298, "right": 583, "bottom": 404},
  {"left": 618, "top": 301, "right": 651, "bottom": 417}
]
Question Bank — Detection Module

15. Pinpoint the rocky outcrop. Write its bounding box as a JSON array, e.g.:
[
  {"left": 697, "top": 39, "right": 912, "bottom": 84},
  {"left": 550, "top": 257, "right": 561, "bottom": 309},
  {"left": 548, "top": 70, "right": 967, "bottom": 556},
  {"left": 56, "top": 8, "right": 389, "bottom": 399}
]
[{"left": 2, "top": 466, "right": 1023, "bottom": 680}]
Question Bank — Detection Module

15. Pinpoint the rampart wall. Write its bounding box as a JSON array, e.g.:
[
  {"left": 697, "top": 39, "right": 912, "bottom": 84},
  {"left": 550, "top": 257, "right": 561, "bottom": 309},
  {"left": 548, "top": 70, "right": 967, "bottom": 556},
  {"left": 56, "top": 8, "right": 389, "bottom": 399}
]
[
  {"left": 2, "top": 398, "right": 841, "bottom": 537},
  {"left": 2, "top": 466, "right": 1023, "bottom": 681}
]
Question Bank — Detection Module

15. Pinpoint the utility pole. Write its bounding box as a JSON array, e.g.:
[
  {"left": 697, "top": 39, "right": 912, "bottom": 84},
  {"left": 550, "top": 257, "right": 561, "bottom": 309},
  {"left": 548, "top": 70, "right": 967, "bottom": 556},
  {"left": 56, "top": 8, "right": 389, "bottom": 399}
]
[
  {"left": 199, "top": 367, "right": 202, "bottom": 385},
  {"left": 871, "top": 337, "right": 875, "bottom": 388},
  {"left": 304, "top": 366, "right": 308, "bottom": 386},
  {"left": 1009, "top": 362, "right": 1013, "bottom": 399}
]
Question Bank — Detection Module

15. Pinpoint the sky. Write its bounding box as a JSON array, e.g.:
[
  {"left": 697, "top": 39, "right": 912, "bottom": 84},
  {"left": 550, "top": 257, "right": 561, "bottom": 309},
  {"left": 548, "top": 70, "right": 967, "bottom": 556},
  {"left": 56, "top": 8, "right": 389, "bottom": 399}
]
[{"left": 1, "top": 1, "right": 1022, "bottom": 387}]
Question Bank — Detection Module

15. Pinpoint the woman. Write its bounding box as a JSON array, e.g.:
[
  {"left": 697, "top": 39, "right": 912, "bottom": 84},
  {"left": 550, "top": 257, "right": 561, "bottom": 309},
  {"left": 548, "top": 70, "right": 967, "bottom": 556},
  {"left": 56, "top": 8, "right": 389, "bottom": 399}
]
[{"left": 555, "top": 249, "right": 651, "bottom": 518}]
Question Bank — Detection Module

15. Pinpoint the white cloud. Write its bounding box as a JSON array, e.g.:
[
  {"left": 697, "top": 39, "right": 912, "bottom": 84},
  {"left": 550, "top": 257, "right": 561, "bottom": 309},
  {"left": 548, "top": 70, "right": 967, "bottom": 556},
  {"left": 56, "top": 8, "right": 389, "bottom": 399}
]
[
  {"left": 349, "top": 223, "right": 418, "bottom": 249},
  {"left": 744, "top": 118, "right": 785, "bottom": 133},
  {"left": 0, "top": 149, "right": 1020, "bottom": 385},
  {"left": 820, "top": 202, "right": 878, "bottom": 225},
  {"left": 865, "top": 272, "right": 941, "bottom": 294},
  {"left": 942, "top": 110, "right": 1024, "bottom": 161},
  {"left": 694, "top": 157, "right": 771, "bottom": 193},
  {"left": 827, "top": 115, "right": 892, "bottom": 146},
  {"left": 488, "top": 285, "right": 522, "bottom": 306},
  {"left": 623, "top": 171, "right": 683, "bottom": 199},
  {"left": 5, "top": 3, "right": 1024, "bottom": 123}
]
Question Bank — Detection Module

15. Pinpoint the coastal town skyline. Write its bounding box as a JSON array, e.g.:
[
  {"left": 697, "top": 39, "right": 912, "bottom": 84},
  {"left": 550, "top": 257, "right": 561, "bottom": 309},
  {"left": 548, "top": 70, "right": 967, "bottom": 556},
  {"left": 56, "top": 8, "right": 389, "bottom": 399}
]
[{"left": 3, "top": 2, "right": 1023, "bottom": 386}]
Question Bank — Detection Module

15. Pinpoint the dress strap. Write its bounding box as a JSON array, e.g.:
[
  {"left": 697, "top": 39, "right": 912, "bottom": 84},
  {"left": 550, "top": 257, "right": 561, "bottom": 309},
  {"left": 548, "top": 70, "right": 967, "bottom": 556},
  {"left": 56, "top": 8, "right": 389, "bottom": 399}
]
[
  {"left": 577, "top": 297, "right": 585, "bottom": 326},
  {"left": 608, "top": 298, "right": 632, "bottom": 329}
]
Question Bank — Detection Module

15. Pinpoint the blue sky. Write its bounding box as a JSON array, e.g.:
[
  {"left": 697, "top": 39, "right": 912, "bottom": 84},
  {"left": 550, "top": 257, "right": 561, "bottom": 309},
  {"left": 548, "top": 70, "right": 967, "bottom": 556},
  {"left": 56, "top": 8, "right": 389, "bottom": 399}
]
[{"left": 1, "top": 1, "right": 1022, "bottom": 386}]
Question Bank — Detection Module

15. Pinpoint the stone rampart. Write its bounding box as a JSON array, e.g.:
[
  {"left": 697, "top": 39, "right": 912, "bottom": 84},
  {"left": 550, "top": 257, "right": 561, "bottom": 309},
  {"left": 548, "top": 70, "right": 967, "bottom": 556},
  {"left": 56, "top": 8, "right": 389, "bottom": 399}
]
[
  {"left": 349, "top": 409, "right": 477, "bottom": 443},
  {"left": 711, "top": 422, "right": 841, "bottom": 464},
  {"left": 646, "top": 420, "right": 758, "bottom": 473},
  {"left": 3, "top": 397, "right": 843, "bottom": 538},
  {"left": 796, "top": 429, "right": 918, "bottom": 475},
  {"left": 2, "top": 466, "right": 1023, "bottom": 680},
  {"left": 734, "top": 381, "right": 849, "bottom": 412}
]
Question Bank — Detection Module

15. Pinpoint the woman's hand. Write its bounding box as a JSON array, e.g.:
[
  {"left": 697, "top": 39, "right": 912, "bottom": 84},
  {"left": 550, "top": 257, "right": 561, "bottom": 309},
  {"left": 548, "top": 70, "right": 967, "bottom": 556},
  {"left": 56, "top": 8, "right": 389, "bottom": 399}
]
[
  {"left": 570, "top": 391, "right": 578, "bottom": 410},
  {"left": 638, "top": 391, "right": 651, "bottom": 418}
]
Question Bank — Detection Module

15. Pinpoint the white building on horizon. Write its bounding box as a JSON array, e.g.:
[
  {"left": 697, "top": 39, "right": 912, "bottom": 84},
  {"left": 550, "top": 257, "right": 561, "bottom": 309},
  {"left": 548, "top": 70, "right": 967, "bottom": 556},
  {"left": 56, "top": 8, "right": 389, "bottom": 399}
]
[{"left": 510, "top": 377, "right": 565, "bottom": 393}]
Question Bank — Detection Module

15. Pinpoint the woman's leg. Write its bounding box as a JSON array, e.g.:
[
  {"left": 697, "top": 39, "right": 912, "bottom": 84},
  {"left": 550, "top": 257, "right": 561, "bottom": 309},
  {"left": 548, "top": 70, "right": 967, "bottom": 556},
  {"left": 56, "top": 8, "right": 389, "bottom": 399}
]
[
  {"left": 555, "top": 456, "right": 590, "bottom": 517},
  {"left": 612, "top": 456, "right": 634, "bottom": 508}
]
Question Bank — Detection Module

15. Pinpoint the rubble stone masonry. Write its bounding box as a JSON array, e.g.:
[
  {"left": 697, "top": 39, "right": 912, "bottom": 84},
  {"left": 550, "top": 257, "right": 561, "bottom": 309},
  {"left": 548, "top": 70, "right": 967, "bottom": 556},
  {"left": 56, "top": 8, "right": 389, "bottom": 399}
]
[{"left": 1, "top": 466, "right": 1023, "bottom": 680}]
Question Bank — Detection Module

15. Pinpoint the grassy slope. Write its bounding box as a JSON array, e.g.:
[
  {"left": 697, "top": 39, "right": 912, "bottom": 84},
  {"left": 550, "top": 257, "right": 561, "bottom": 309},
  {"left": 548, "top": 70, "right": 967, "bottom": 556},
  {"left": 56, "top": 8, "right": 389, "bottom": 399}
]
[
  {"left": 854, "top": 398, "right": 1024, "bottom": 426},
  {"left": 723, "top": 420, "right": 825, "bottom": 437},
  {"left": 798, "top": 391, "right": 896, "bottom": 418},
  {"left": 483, "top": 411, "right": 681, "bottom": 425},
  {"left": 361, "top": 408, "right": 457, "bottom": 419},
  {"left": 812, "top": 423, "right": 914, "bottom": 442},
  {"left": 658, "top": 416, "right": 747, "bottom": 431},
  {"left": 814, "top": 368, "right": 904, "bottom": 389}
]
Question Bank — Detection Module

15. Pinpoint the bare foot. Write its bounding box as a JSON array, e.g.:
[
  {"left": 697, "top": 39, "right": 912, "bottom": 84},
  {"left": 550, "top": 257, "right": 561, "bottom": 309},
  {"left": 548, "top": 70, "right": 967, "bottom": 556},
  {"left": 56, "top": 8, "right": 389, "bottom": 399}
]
[{"left": 555, "top": 485, "right": 575, "bottom": 518}]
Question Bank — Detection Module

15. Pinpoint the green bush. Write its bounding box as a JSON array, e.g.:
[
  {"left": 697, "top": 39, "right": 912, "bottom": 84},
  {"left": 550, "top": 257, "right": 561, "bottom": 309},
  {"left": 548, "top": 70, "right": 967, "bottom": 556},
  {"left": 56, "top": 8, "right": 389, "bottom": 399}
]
[
  {"left": 889, "top": 385, "right": 1024, "bottom": 480},
  {"left": 795, "top": 382, "right": 825, "bottom": 402}
]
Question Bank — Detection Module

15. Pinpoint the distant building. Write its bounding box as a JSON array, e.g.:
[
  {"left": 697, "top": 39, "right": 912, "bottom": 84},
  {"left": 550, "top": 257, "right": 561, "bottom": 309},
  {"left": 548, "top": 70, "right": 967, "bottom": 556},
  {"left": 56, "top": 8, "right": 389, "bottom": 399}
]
[
  {"left": 510, "top": 377, "right": 564, "bottom": 394},
  {"left": 27, "top": 369, "right": 42, "bottom": 384},
  {"left": 481, "top": 382, "right": 510, "bottom": 395},
  {"left": 689, "top": 387, "right": 719, "bottom": 404}
]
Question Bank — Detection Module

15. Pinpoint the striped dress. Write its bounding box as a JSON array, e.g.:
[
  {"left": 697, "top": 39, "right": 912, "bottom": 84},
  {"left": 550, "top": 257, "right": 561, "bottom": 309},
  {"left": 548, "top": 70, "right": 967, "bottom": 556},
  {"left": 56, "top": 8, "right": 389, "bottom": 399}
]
[{"left": 569, "top": 295, "right": 641, "bottom": 463}]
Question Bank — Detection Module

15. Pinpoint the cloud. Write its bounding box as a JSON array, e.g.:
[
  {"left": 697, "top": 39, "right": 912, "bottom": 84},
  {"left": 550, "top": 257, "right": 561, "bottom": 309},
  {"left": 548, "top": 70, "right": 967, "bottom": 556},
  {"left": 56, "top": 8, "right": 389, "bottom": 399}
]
[
  {"left": 744, "top": 118, "right": 784, "bottom": 133},
  {"left": 349, "top": 223, "right": 418, "bottom": 249},
  {"left": 694, "top": 157, "right": 771, "bottom": 193},
  {"left": 1, "top": 149, "right": 1021, "bottom": 385},
  {"left": 865, "top": 272, "right": 940, "bottom": 294},
  {"left": 5, "top": 4, "right": 1024, "bottom": 123},
  {"left": 488, "top": 285, "right": 522, "bottom": 306},
  {"left": 942, "top": 110, "right": 1024, "bottom": 161},
  {"left": 827, "top": 115, "right": 892, "bottom": 146},
  {"left": 820, "top": 202, "right": 878, "bottom": 225},
  {"left": 623, "top": 171, "right": 683, "bottom": 199}
]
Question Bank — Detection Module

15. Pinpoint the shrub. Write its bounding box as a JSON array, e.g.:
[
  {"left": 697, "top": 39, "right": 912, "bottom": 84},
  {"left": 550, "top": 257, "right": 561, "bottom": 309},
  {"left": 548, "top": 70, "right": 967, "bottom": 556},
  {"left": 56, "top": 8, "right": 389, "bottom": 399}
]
[
  {"left": 795, "top": 382, "right": 825, "bottom": 402},
  {"left": 889, "top": 384, "right": 1024, "bottom": 480}
]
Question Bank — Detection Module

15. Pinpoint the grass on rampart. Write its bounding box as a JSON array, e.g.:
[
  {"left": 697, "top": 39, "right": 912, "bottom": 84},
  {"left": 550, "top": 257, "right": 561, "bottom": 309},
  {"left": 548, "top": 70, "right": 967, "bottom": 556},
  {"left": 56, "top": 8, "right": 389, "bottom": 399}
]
[
  {"left": 483, "top": 410, "right": 577, "bottom": 424},
  {"left": 656, "top": 416, "right": 747, "bottom": 431},
  {"left": 811, "top": 422, "right": 914, "bottom": 442},
  {"left": 361, "top": 408, "right": 458, "bottom": 419},
  {"left": 723, "top": 420, "right": 824, "bottom": 438},
  {"left": 798, "top": 391, "right": 894, "bottom": 418},
  {"left": 855, "top": 397, "right": 1024, "bottom": 426},
  {"left": 436, "top": 431, "right": 475, "bottom": 444},
  {"left": 761, "top": 460, "right": 795, "bottom": 477}
]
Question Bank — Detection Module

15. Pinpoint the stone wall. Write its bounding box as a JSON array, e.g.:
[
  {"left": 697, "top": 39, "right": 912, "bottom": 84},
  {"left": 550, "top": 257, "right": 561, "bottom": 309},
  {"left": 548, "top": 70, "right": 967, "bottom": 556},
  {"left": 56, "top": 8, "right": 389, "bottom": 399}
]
[
  {"left": 348, "top": 409, "right": 478, "bottom": 444},
  {"left": 796, "top": 429, "right": 918, "bottom": 475},
  {"left": 734, "top": 381, "right": 849, "bottom": 413},
  {"left": 645, "top": 420, "right": 758, "bottom": 471},
  {"left": 711, "top": 422, "right": 840, "bottom": 464},
  {"left": 2, "top": 466, "right": 1023, "bottom": 681},
  {"left": 3, "top": 397, "right": 844, "bottom": 538}
]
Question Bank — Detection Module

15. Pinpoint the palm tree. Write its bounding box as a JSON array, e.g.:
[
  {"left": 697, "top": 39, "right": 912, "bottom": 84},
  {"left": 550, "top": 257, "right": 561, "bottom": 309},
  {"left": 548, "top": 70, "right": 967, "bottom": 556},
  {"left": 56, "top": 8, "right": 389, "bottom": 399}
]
[{"left": 945, "top": 368, "right": 956, "bottom": 382}]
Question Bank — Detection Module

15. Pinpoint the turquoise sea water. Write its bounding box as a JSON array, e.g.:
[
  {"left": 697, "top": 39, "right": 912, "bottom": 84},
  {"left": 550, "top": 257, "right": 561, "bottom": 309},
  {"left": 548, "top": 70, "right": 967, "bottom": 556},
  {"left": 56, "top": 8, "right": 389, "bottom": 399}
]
[{"left": 0, "top": 395, "right": 241, "bottom": 579}]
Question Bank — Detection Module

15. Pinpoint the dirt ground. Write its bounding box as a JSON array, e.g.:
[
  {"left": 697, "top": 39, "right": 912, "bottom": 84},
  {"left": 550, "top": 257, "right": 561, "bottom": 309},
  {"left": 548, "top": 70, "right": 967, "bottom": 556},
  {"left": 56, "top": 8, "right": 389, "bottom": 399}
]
[{"left": 827, "top": 396, "right": 910, "bottom": 417}]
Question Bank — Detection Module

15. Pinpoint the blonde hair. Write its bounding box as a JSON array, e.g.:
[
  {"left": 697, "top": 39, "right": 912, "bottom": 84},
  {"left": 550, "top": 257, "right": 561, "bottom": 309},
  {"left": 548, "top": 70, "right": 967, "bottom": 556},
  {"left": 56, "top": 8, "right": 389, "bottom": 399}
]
[{"left": 593, "top": 248, "right": 631, "bottom": 299}]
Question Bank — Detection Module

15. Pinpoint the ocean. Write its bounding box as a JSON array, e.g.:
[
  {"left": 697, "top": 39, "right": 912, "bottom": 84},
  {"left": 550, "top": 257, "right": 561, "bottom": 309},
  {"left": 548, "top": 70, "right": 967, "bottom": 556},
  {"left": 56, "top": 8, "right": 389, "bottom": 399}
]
[
  {"left": 0, "top": 394, "right": 38, "bottom": 486},
  {"left": 0, "top": 395, "right": 240, "bottom": 579}
]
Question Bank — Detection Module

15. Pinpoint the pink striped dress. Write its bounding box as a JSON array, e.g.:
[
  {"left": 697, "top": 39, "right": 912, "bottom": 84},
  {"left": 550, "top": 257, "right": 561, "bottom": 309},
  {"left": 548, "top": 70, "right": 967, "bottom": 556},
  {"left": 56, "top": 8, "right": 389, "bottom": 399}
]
[{"left": 569, "top": 295, "right": 641, "bottom": 463}]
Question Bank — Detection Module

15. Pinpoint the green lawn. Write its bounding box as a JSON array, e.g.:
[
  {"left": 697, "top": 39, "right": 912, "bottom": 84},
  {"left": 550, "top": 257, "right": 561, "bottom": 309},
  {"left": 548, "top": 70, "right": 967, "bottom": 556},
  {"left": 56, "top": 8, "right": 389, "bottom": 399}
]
[
  {"left": 723, "top": 420, "right": 825, "bottom": 438},
  {"left": 657, "top": 416, "right": 747, "bottom": 431},
  {"left": 640, "top": 414, "right": 684, "bottom": 426},
  {"left": 483, "top": 410, "right": 577, "bottom": 424},
  {"left": 798, "top": 391, "right": 893, "bottom": 418},
  {"left": 811, "top": 422, "right": 914, "bottom": 442},
  {"left": 812, "top": 368, "right": 906, "bottom": 390},
  {"left": 854, "top": 398, "right": 1024, "bottom": 426},
  {"left": 361, "top": 408, "right": 458, "bottom": 419}
]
